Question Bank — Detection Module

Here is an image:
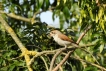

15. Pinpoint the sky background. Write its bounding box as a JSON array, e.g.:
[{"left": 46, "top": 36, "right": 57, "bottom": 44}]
[
  {"left": 40, "top": 0, "right": 60, "bottom": 28},
  {"left": 40, "top": 11, "right": 60, "bottom": 28}
]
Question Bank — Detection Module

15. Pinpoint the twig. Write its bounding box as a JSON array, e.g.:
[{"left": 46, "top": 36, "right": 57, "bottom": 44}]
[
  {"left": 0, "top": 10, "right": 31, "bottom": 22},
  {"left": 40, "top": 56, "right": 49, "bottom": 71},
  {"left": 76, "top": 24, "right": 92, "bottom": 44},
  {"left": 72, "top": 56, "right": 106, "bottom": 71},
  {"left": 80, "top": 48, "right": 100, "bottom": 65},
  {"left": 52, "top": 51, "right": 73, "bottom": 71},
  {"left": 49, "top": 49, "right": 65, "bottom": 71},
  {"left": 62, "top": 53, "right": 106, "bottom": 71},
  {"left": 0, "top": 10, "right": 54, "bottom": 28}
]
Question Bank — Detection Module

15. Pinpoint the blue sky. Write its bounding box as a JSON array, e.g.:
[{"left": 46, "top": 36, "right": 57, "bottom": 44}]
[
  {"left": 40, "top": 11, "right": 70, "bottom": 29},
  {"left": 40, "top": 11, "right": 60, "bottom": 28}
]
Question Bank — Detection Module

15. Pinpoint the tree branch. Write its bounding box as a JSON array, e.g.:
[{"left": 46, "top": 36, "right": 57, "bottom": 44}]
[
  {"left": 49, "top": 48, "right": 65, "bottom": 71},
  {"left": 0, "top": 10, "right": 31, "bottom": 22},
  {"left": 62, "top": 52, "right": 106, "bottom": 71},
  {"left": 0, "top": 10, "right": 54, "bottom": 28},
  {"left": 40, "top": 56, "right": 49, "bottom": 71},
  {"left": 71, "top": 56, "right": 106, "bottom": 71},
  {"left": 76, "top": 24, "right": 92, "bottom": 44},
  {"left": 0, "top": 14, "right": 33, "bottom": 71},
  {"left": 52, "top": 51, "right": 73, "bottom": 71},
  {"left": 28, "top": 43, "right": 95, "bottom": 66}
]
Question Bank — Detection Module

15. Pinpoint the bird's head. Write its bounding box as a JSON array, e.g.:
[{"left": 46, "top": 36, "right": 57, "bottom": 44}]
[{"left": 49, "top": 30, "right": 61, "bottom": 37}]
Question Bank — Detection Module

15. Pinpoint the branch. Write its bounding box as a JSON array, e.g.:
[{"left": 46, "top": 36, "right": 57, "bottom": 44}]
[
  {"left": 0, "top": 7, "right": 55, "bottom": 24},
  {"left": 0, "top": 10, "right": 54, "bottom": 28},
  {"left": 71, "top": 56, "right": 106, "bottom": 71},
  {"left": 0, "top": 14, "right": 32, "bottom": 71},
  {"left": 0, "top": 14, "right": 27, "bottom": 51},
  {"left": 52, "top": 51, "right": 73, "bottom": 71},
  {"left": 28, "top": 48, "right": 67, "bottom": 66},
  {"left": 62, "top": 52, "right": 106, "bottom": 71},
  {"left": 40, "top": 56, "right": 49, "bottom": 71},
  {"left": 0, "top": 10, "right": 31, "bottom": 22},
  {"left": 49, "top": 48, "right": 65, "bottom": 71},
  {"left": 76, "top": 24, "right": 92, "bottom": 44},
  {"left": 52, "top": 25, "right": 92, "bottom": 71},
  {"left": 28, "top": 43, "right": 95, "bottom": 66}
]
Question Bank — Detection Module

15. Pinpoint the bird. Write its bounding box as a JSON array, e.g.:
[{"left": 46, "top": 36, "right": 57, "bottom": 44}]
[{"left": 49, "top": 30, "right": 78, "bottom": 48}]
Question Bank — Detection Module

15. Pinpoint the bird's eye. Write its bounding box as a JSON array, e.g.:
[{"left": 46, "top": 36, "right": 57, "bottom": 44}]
[{"left": 51, "top": 32, "right": 55, "bottom": 34}]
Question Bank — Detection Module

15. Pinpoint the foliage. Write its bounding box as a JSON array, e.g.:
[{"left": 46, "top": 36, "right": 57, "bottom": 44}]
[{"left": 0, "top": 0, "right": 106, "bottom": 71}]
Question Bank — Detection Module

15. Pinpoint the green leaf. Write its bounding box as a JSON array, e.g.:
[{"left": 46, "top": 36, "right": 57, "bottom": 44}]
[
  {"left": 89, "top": 10, "right": 94, "bottom": 21},
  {"left": 59, "top": 12, "right": 64, "bottom": 29},
  {"left": 98, "top": 19, "right": 105, "bottom": 31},
  {"left": 96, "top": 14, "right": 98, "bottom": 23},
  {"left": 84, "top": 66, "right": 97, "bottom": 71},
  {"left": 38, "top": 0, "right": 44, "bottom": 9},
  {"left": 100, "top": 55, "right": 104, "bottom": 65},
  {"left": 63, "top": 6, "right": 70, "bottom": 19},
  {"left": 52, "top": 11, "right": 56, "bottom": 21},
  {"left": 98, "top": 7, "right": 103, "bottom": 19},
  {"left": 45, "top": 0, "right": 50, "bottom": 9},
  {"left": 0, "top": 66, "right": 8, "bottom": 71},
  {"left": 9, "top": 65, "right": 15, "bottom": 71},
  {"left": 99, "top": 44, "right": 104, "bottom": 53}
]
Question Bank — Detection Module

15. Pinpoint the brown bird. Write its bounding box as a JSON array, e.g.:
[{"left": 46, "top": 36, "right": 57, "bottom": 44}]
[{"left": 50, "top": 30, "right": 78, "bottom": 48}]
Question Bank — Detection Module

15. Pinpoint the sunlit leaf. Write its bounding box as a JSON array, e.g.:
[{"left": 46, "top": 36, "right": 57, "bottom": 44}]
[
  {"left": 63, "top": 6, "right": 70, "bottom": 19},
  {"left": 89, "top": 9, "right": 94, "bottom": 21},
  {"left": 38, "top": 0, "right": 43, "bottom": 9},
  {"left": 98, "top": 7, "right": 103, "bottom": 19},
  {"left": 57, "top": 0, "right": 60, "bottom": 6},
  {"left": 96, "top": 14, "right": 98, "bottom": 23},
  {"left": 104, "top": 15, "right": 106, "bottom": 20},
  {"left": 9, "top": 65, "right": 15, "bottom": 71},
  {"left": 63, "top": 0, "right": 66, "bottom": 4},
  {"left": 99, "top": 20, "right": 105, "bottom": 30},
  {"left": 99, "top": 44, "right": 104, "bottom": 53}
]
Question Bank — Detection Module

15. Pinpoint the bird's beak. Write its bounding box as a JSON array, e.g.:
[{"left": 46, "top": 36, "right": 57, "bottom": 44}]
[
  {"left": 46, "top": 31, "right": 52, "bottom": 39},
  {"left": 49, "top": 32, "right": 52, "bottom": 37}
]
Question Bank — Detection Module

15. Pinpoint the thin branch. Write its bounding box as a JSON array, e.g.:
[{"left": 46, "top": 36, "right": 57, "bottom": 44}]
[
  {"left": 72, "top": 56, "right": 106, "bottom": 71},
  {"left": 40, "top": 56, "right": 49, "bottom": 71},
  {"left": 0, "top": 10, "right": 54, "bottom": 28},
  {"left": 49, "top": 49, "right": 65, "bottom": 71},
  {"left": 52, "top": 51, "right": 73, "bottom": 71},
  {"left": 80, "top": 48, "right": 100, "bottom": 65},
  {"left": 76, "top": 24, "right": 92, "bottom": 44},
  {"left": 0, "top": 10, "right": 31, "bottom": 22},
  {"left": 62, "top": 53, "right": 106, "bottom": 71}
]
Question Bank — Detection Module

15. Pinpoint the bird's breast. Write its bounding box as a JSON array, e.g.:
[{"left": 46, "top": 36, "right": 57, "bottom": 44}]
[{"left": 53, "top": 35, "right": 71, "bottom": 46}]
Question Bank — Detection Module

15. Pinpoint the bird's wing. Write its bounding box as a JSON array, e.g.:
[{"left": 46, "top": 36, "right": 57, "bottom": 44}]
[{"left": 58, "top": 34, "right": 75, "bottom": 43}]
